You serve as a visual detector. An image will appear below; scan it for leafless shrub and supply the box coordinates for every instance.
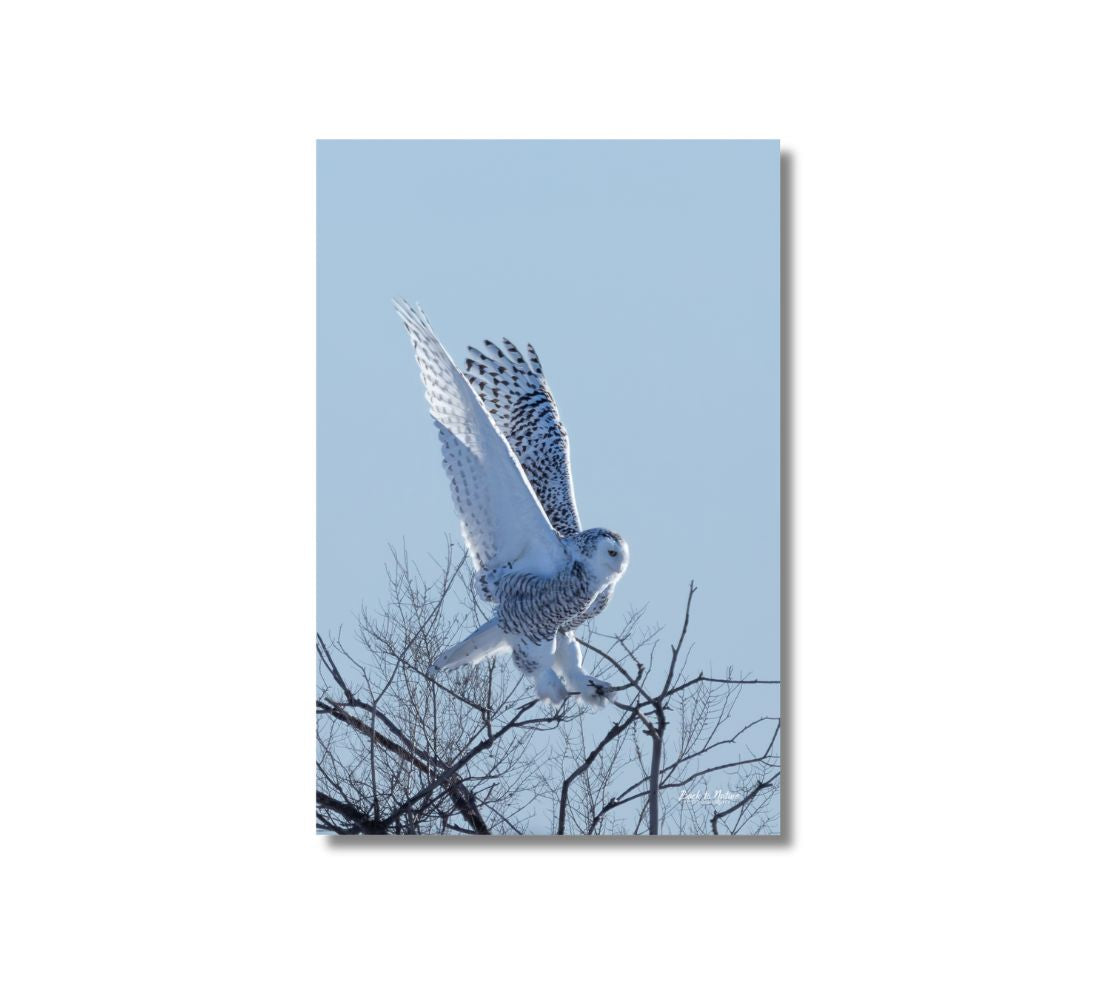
[317,543,780,836]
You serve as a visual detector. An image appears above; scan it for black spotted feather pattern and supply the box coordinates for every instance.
[464,338,582,537]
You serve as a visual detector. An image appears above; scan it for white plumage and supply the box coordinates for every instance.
[394,300,629,708]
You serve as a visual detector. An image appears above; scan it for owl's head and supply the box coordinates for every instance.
[582,529,630,581]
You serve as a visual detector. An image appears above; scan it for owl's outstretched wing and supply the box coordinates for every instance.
[395,300,568,578]
[463,338,582,537]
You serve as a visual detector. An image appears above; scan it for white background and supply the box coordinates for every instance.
[2,2,1117,997]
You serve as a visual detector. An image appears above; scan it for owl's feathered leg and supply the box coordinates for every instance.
[512,637,568,707]
[553,632,613,710]
[430,618,511,675]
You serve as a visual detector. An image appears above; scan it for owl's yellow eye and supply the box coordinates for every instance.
[607,549,618,557]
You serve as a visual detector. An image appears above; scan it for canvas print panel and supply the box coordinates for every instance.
[317,140,781,836]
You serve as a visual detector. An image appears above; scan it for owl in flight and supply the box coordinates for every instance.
[394,300,629,709]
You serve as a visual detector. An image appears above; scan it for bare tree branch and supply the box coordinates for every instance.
[317,546,781,836]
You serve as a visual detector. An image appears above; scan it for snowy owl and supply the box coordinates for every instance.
[394,300,629,709]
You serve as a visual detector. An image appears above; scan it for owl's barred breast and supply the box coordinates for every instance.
[490,560,605,644]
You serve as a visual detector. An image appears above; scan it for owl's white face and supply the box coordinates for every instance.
[589,533,630,580]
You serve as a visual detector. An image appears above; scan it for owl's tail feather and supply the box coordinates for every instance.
[430,617,512,675]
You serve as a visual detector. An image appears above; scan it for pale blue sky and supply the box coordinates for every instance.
[318,140,779,693]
